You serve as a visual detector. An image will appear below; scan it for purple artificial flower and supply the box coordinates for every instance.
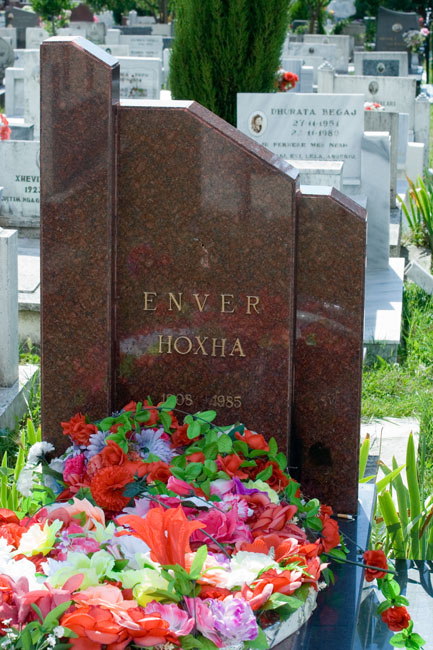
[209,597,259,644]
[232,477,261,495]
[134,427,173,463]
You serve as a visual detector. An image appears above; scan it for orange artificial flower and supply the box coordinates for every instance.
[186,452,205,464]
[0,509,24,548]
[217,454,249,479]
[252,568,303,597]
[124,608,180,647]
[250,503,297,538]
[60,604,129,648]
[117,505,205,568]
[100,440,129,467]
[61,413,98,446]
[90,465,136,511]
[239,533,284,555]
[235,429,269,451]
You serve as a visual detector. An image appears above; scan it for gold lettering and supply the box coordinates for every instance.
[230,338,246,357]
[194,336,208,355]
[143,292,157,311]
[221,294,235,313]
[168,292,183,311]
[158,335,172,353]
[193,293,209,312]
[246,295,260,314]
[211,338,227,357]
[173,336,193,355]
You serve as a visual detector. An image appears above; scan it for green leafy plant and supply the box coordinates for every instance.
[170,0,290,126]
[30,0,76,34]
[373,433,433,560]
[398,175,433,259]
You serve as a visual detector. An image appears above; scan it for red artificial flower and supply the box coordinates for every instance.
[138,460,172,484]
[217,454,249,479]
[0,509,24,548]
[363,549,388,582]
[90,464,136,511]
[171,423,191,447]
[61,413,97,446]
[249,503,297,538]
[381,606,411,631]
[0,114,11,141]
[198,585,232,600]
[235,429,269,451]
[99,440,129,467]
[118,505,205,568]
[248,458,289,492]
[319,517,340,552]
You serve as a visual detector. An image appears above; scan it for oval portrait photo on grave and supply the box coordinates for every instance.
[248,110,267,136]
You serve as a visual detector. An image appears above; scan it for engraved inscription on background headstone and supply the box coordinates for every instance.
[40,36,366,513]
[120,34,163,58]
[0,37,14,83]
[118,56,161,99]
[0,140,40,229]
[237,93,364,182]
[376,6,419,51]
[363,59,399,76]
[26,27,49,49]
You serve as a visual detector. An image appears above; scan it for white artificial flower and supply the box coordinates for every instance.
[224,551,279,590]
[53,627,64,638]
[27,442,55,465]
[16,466,35,496]
[113,534,151,569]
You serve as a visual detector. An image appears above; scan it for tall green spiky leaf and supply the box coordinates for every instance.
[170,0,290,125]
[406,433,421,559]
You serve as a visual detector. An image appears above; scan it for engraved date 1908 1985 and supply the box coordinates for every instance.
[161,394,242,408]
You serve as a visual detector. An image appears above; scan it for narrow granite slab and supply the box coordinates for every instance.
[40,37,119,449]
[293,187,366,513]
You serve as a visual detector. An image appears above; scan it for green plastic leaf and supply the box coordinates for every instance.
[196,410,217,423]
[43,600,73,629]
[217,434,233,454]
[189,544,208,579]
[204,459,218,474]
[268,437,278,457]
[187,420,201,439]
[160,394,177,410]
[185,462,203,480]
[326,548,347,561]
[305,516,323,531]
[275,452,287,471]
[160,411,173,433]
[255,464,273,482]
[377,600,393,614]
[389,633,408,648]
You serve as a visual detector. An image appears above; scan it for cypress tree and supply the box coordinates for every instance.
[170,0,290,126]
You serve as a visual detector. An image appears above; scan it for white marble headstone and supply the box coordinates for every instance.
[237,92,364,182]
[119,34,163,59]
[0,140,40,228]
[5,66,24,116]
[118,56,161,99]
[25,27,49,49]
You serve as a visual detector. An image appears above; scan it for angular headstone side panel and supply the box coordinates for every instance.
[41,37,119,450]
[116,101,298,454]
[293,189,366,513]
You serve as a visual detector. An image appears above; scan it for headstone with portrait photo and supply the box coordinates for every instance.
[237,92,364,185]
[375,6,419,51]
[354,50,409,76]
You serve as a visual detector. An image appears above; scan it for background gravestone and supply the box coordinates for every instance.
[8,8,39,49]
[0,37,14,84]
[376,6,419,52]
[41,36,365,513]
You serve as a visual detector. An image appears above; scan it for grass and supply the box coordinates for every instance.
[362,282,433,494]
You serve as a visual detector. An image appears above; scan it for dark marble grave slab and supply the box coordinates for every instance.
[293,189,366,514]
[40,37,366,513]
[273,483,375,649]
[363,59,399,76]
[376,6,419,52]
[7,8,38,49]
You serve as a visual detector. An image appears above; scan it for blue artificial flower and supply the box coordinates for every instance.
[134,427,173,463]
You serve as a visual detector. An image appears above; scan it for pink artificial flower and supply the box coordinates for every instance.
[210,479,234,497]
[63,453,86,484]
[22,575,83,620]
[144,601,195,636]
[167,476,193,496]
[184,597,223,647]
[191,503,253,550]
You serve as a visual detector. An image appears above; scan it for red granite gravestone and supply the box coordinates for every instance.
[70,3,94,22]
[41,37,366,513]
